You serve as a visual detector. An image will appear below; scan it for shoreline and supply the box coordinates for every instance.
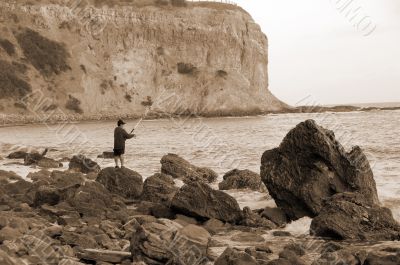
[1,105,399,127]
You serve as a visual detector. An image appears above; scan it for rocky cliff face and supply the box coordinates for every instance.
[0,1,286,123]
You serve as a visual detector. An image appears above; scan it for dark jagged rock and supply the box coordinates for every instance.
[310,192,400,241]
[219,169,266,192]
[215,247,259,265]
[69,155,100,174]
[170,181,242,223]
[261,119,379,220]
[161,153,218,183]
[33,186,61,207]
[260,207,288,227]
[240,207,276,229]
[6,151,28,159]
[97,167,143,199]
[140,173,178,204]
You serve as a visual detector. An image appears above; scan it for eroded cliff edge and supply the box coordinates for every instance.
[0,1,287,124]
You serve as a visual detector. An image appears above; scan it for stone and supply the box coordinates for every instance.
[50,170,85,188]
[240,207,276,229]
[33,185,61,207]
[365,251,400,265]
[202,218,226,235]
[78,249,131,263]
[170,181,242,223]
[272,231,291,237]
[37,157,62,168]
[97,167,143,199]
[140,173,178,204]
[0,170,23,184]
[161,154,218,183]
[310,192,400,240]
[27,170,51,182]
[219,169,266,192]
[0,226,21,243]
[260,207,288,227]
[60,231,99,248]
[129,220,211,264]
[7,151,28,159]
[69,155,100,174]
[24,152,44,165]
[215,247,259,265]
[261,120,379,220]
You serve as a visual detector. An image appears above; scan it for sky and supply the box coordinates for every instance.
[235,0,400,106]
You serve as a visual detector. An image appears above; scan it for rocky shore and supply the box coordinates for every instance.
[1,120,399,265]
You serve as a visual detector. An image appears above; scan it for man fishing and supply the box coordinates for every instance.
[114,119,136,168]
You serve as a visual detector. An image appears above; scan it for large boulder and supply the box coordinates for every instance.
[130,221,210,265]
[161,153,218,183]
[97,167,143,199]
[219,169,266,192]
[261,119,379,220]
[66,180,126,218]
[140,173,178,204]
[170,181,242,223]
[69,155,100,174]
[310,192,400,241]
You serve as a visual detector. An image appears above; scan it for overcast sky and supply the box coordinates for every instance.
[235,0,400,106]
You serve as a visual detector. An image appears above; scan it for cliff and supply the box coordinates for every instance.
[0,0,287,124]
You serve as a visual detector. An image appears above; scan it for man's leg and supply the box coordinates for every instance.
[120,154,125,168]
[114,155,120,168]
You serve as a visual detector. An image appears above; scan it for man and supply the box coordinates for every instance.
[114,119,135,168]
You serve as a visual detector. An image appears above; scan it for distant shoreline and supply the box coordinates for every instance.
[1,105,399,127]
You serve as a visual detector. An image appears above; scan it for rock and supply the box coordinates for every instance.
[69,155,100,174]
[215,247,259,265]
[313,248,367,265]
[365,251,400,265]
[149,203,175,219]
[33,185,61,206]
[278,250,306,265]
[174,214,198,226]
[272,231,291,237]
[49,170,85,188]
[0,170,23,184]
[161,154,218,183]
[67,180,126,218]
[202,218,226,235]
[245,247,272,263]
[310,192,400,240]
[260,207,288,227]
[24,152,44,165]
[97,167,143,199]
[61,231,99,249]
[77,249,131,263]
[7,151,28,159]
[261,119,379,220]
[130,221,210,265]
[140,173,178,204]
[240,207,276,229]
[0,226,21,243]
[219,169,266,192]
[37,157,62,168]
[282,243,305,256]
[170,181,242,223]
[27,169,51,182]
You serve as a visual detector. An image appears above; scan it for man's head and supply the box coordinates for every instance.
[117,119,126,128]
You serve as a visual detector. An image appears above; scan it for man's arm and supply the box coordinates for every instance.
[123,129,135,139]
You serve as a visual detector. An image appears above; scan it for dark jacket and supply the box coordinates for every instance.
[114,126,134,150]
